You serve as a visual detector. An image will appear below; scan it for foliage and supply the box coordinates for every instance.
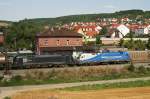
[127,63,135,72]
[3,96,11,99]
[100,27,108,36]
[11,75,23,81]
[6,21,43,50]
[96,35,102,44]
[138,66,147,74]
[0,76,3,81]
[121,38,147,50]
[119,39,124,47]
[147,37,150,49]
[1,66,150,87]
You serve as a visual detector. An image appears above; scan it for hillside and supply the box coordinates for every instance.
[2,9,150,50]
[1,9,150,26]
[25,9,150,26]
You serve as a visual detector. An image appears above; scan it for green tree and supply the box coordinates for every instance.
[128,32,135,50]
[96,35,102,45]
[147,37,150,49]
[100,27,108,36]
[6,20,43,50]
[119,39,124,47]
[134,40,146,50]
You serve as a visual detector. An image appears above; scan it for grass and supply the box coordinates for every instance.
[1,72,150,87]
[1,65,150,87]
[60,80,150,91]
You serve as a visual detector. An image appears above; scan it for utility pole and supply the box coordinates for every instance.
[3,28,10,75]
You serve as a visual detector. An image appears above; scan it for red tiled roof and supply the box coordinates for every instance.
[86,31,98,37]
[36,28,83,37]
[111,24,120,28]
[73,25,97,31]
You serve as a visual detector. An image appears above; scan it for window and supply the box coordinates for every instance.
[44,39,48,46]
[76,40,80,45]
[82,28,85,31]
[67,40,69,45]
[56,40,60,46]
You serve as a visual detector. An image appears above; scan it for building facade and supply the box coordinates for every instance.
[0,32,4,44]
[36,28,83,55]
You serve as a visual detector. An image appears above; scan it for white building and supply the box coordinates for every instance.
[135,25,150,35]
[109,24,130,38]
[117,24,130,37]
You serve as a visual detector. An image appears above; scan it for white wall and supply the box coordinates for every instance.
[117,24,130,36]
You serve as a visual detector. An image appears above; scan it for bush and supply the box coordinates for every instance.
[127,63,135,72]
[0,76,3,81]
[138,66,147,74]
[11,75,22,81]
[146,67,150,71]
[3,96,11,99]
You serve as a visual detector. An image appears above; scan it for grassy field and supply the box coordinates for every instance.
[1,65,150,87]
[10,80,150,99]
[59,80,150,91]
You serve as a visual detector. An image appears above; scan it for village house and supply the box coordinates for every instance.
[36,28,83,55]
[107,29,123,38]
[134,25,150,35]
[109,24,130,38]
[74,25,102,39]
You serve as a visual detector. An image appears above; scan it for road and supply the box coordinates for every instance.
[1,77,150,99]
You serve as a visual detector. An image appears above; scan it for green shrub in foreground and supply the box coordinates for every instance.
[3,96,11,99]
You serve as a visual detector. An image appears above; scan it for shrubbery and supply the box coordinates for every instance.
[127,63,135,72]
[0,76,3,81]
[1,65,150,87]
[3,96,11,99]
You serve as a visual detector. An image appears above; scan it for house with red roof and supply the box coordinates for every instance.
[73,25,102,38]
[108,24,130,38]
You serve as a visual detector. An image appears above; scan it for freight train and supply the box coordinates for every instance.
[2,50,130,69]
[1,50,149,69]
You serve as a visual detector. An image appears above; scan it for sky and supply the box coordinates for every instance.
[0,0,150,21]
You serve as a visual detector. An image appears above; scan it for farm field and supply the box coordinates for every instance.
[11,87,150,99]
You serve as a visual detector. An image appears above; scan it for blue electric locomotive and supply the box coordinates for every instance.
[72,51,131,64]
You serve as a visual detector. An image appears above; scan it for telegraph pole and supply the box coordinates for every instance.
[3,28,10,75]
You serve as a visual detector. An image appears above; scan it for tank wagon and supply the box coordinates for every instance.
[0,53,7,69]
